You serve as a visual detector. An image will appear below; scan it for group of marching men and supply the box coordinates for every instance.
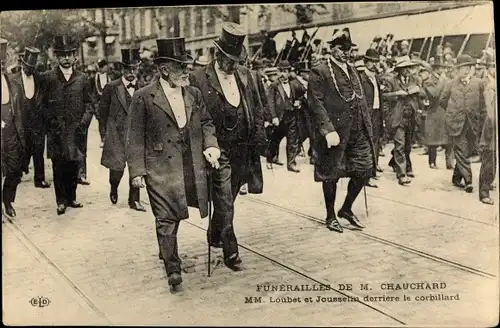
[1,22,497,292]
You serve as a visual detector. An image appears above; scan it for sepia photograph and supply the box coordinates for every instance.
[1,1,498,326]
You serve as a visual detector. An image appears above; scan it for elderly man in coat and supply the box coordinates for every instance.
[308,28,376,233]
[2,38,27,218]
[126,37,220,292]
[440,54,486,193]
[40,35,94,215]
[190,23,266,270]
[100,48,146,211]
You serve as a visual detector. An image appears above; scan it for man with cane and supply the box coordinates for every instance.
[126,37,220,292]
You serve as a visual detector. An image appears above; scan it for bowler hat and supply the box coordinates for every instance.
[455,54,476,68]
[213,22,247,62]
[154,38,193,64]
[1,38,9,62]
[295,61,310,73]
[364,48,380,62]
[328,28,357,49]
[20,47,40,67]
[53,35,78,52]
[120,48,141,67]
[277,60,291,70]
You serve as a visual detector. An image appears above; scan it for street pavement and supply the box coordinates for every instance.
[2,119,499,326]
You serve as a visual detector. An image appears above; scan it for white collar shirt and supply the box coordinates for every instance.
[98,73,108,88]
[281,80,291,98]
[159,77,187,128]
[21,69,35,99]
[122,77,137,97]
[2,73,10,105]
[365,70,380,109]
[59,66,73,81]
[214,61,241,107]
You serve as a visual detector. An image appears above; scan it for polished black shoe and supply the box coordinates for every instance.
[365,180,378,188]
[4,203,16,218]
[35,180,51,188]
[57,204,67,215]
[326,217,343,233]
[338,209,365,229]
[224,255,244,271]
[78,178,91,185]
[129,201,146,212]
[110,191,118,204]
[464,184,474,193]
[287,164,301,173]
[69,201,83,208]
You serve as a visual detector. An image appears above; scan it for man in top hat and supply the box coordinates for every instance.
[383,55,425,185]
[308,27,376,233]
[440,54,486,193]
[127,37,220,291]
[11,46,51,189]
[40,35,94,215]
[1,38,27,218]
[266,60,305,172]
[190,23,266,271]
[100,48,146,212]
[478,54,496,205]
[359,48,385,188]
[90,58,111,147]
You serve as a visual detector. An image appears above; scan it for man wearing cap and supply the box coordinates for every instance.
[90,59,111,147]
[383,55,425,185]
[127,37,219,291]
[40,35,94,215]
[359,49,384,188]
[478,56,496,205]
[308,28,376,233]
[267,60,305,172]
[100,48,146,212]
[440,54,486,193]
[11,46,51,189]
[190,23,266,270]
[1,38,27,218]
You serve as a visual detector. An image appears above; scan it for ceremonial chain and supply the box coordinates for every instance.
[327,58,363,103]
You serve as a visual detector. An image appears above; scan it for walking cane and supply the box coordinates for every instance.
[363,185,369,218]
[207,169,212,277]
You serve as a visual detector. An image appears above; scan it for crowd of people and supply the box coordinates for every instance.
[1,21,497,293]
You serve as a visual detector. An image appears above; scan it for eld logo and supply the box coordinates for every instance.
[30,296,51,307]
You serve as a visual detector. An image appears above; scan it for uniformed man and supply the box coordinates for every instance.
[100,48,146,212]
[1,38,27,218]
[12,46,51,189]
[40,35,94,215]
[126,37,220,292]
[308,28,376,233]
[190,23,266,270]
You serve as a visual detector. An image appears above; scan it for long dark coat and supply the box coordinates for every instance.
[99,78,136,171]
[440,76,486,137]
[422,73,449,146]
[126,82,219,221]
[190,63,266,194]
[1,73,26,175]
[359,71,384,147]
[479,76,496,152]
[308,61,376,182]
[40,67,94,161]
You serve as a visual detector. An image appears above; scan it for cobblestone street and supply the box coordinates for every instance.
[3,121,499,326]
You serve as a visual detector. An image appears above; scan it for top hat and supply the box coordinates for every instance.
[154,38,193,64]
[364,48,380,62]
[213,22,247,62]
[455,54,476,68]
[394,55,420,69]
[328,28,356,49]
[277,60,291,70]
[53,35,78,52]
[294,61,310,73]
[20,46,41,67]
[194,55,210,66]
[1,38,9,62]
[97,58,108,68]
[120,48,141,66]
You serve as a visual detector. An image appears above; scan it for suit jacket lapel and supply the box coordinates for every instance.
[206,63,223,96]
[116,81,129,112]
[182,87,193,123]
[152,81,175,122]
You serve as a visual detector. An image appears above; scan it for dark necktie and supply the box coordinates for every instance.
[127,83,135,89]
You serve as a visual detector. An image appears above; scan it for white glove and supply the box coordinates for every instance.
[325,131,340,148]
[271,117,279,126]
[264,121,271,128]
[203,147,221,169]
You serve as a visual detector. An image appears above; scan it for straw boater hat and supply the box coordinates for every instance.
[119,48,141,67]
[394,55,420,70]
[52,35,78,52]
[455,54,476,68]
[154,38,193,65]
[194,55,210,66]
[19,47,40,67]
[213,22,247,62]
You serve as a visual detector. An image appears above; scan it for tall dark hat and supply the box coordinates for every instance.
[0,38,8,62]
[328,28,356,49]
[154,38,193,64]
[120,48,141,66]
[213,22,247,62]
[53,35,78,52]
[20,47,41,67]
